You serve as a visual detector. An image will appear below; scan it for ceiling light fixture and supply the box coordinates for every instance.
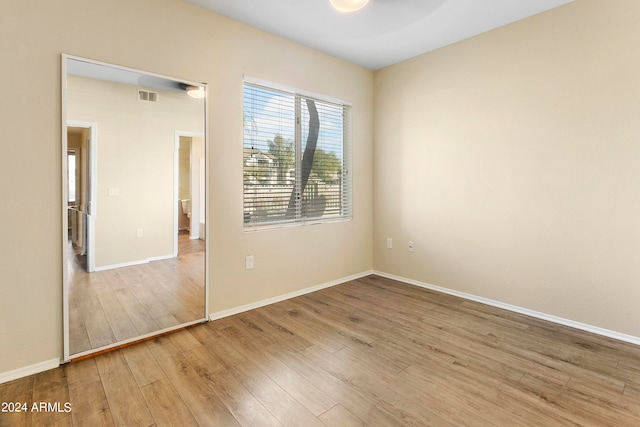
[186,85,205,99]
[330,0,369,13]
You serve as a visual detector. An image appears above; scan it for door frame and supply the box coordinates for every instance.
[174,131,205,257]
[67,121,97,272]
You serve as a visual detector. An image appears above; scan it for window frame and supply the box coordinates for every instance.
[242,77,353,231]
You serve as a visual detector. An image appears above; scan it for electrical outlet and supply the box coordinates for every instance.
[245,255,254,270]
[386,238,393,249]
[408,241,415,252]
[136,228,143,238]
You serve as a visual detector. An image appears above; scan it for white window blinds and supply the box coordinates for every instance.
[243,80,352,228]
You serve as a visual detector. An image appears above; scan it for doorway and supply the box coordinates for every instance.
[67,122,96,272]
[175,133,205,257]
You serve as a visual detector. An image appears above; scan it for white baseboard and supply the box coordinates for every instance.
[210,270,374,321]
[147,254,175,262]
[374,271,640,347]
[0,359,60,385]
[94,254,174,271]
[94,259,149,271]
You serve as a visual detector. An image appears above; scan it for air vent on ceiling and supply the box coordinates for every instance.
[138,89,158,102]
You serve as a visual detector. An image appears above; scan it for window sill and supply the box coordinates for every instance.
[243,216,352,232]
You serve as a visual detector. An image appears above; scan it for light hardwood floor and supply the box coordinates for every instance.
[68,232,205,355]
[3,275,640,426]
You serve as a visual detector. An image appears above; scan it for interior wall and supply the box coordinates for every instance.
[373,0,640,338]
[67,75,204,267]
[0,0,372,376]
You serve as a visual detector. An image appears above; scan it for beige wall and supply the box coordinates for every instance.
[0,0,373,375]
[10,0,635,380]
[67,75,204,267]
[373,0,640,337]
[179,137,191,201]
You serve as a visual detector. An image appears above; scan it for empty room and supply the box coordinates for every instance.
[1,0,640,425]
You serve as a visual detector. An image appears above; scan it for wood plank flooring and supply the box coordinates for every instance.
[3,275,640,426]
[68,232,205,355]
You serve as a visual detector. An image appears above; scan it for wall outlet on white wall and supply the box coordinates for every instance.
[386,238,393,249]
[245,255,254,270]
[408,241,415,252]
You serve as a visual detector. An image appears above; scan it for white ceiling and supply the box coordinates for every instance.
[185,0,573,70]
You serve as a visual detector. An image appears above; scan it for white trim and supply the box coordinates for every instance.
[94,259,149,271]
[374,271,640,347]
[93,254,174,272]
[243,75,352,107]
[209,270,374,321]
[148,254,175,262]
[173,135,180,258]
[203,88,210,320]
[0,359,60,385]
[62,54,70,363]
[244,216,352,233]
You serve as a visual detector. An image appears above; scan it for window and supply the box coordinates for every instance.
[243,79,352,228]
